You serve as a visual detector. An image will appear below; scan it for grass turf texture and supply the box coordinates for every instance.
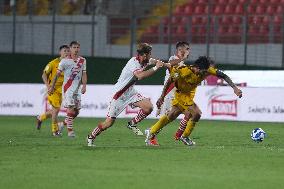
[0,116,283,189]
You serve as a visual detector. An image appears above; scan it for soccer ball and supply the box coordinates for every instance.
[251,128,266,142]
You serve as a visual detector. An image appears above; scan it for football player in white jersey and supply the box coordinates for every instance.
[87,43,166,147]
[49,41,87,137]
[156,41,192,141]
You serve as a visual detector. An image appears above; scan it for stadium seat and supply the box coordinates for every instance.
[162,17,169,25]
[247,5,256,14]
[220,16,233,25]
[259,0,268,4]
[232,16,242,24]
[250,0,259,4]
[175,6,185,15]
[218,26,228,35]
[171,17,181,25]
[228,26,241,34]
[184,5,194,15]
[217,0,228,4]
[194,5,205,14]
[248,26,259,34]
[255,5,265,14]
[214,5,225,15]
[249,16,262,24]
[273,15,282,24]
[235,5,244,15]
[274,25,281,34]
[238,0,246,4]
[262,15,271,25]
[197,0,208,4]
[177,26,186,34]
[224,5,234,14]
[276,6,284,14]
[228,0,238,4]
[259,25,269,35]
[192,16,203,25]
[266,5,276,15]
[270,0,280,4]
[180,17,188,24]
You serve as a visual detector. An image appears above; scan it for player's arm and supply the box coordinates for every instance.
[165,59,184,68]
[134,60,164,80]
[81,71,87,94]
[216,70,243,98]
[42,63,52,89]
[156,77,173,108]
[48,70,61,95]
[42,71,50,89]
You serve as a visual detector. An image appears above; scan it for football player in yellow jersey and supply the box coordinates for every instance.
[145,56,243,147]
[36,45,70,136]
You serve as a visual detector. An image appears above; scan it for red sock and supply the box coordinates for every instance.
[131,109,149,124]
[91,123,104,139]
[65,112,75,132]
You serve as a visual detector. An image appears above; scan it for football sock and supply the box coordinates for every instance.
[51,122,59,133]
[150,115,170,134]
[178,116,187,132]
[182,119,196,137]
[65,112,75,132]
[91,123,104,139]
[131,109,149,125]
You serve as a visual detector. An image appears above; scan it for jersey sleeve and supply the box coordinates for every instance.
[207,66,218,76]
[43,61,53,75]
[58,59,66,72]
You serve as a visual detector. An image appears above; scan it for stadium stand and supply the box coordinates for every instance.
[138,0,284,44]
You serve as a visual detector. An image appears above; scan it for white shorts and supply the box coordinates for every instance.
[63,92,81,109]
[107,88,147,118]
[160,88,175,115]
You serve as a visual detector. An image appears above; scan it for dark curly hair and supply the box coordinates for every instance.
[193,56,213,70]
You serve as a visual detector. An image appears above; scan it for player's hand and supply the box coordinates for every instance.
[156,96,164,109]
[234,87,242,98]
[164,62,171,69]
[156,60,164,69]
[81,85,86,94]
[48,87,54,95]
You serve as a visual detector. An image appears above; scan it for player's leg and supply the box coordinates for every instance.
[87,97,125,146]
[64,106,77,137]
[127,98,153,136]
[174,111,191,140]
[36,110,52,130]
[145,105,182,146]
[87,117,115,146]
[180,103,202,146]
[49,91,62,136]
[51,107,60,136]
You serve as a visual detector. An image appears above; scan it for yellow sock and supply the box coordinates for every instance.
[150,115,170,134]
[51,122,58,133]
[182,119,196,137]
[39,113,48,121]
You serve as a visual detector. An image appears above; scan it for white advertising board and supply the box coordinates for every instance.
[0,84,284,122]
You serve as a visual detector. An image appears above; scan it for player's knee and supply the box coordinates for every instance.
[193,112,201,122]
[143,104,153,114]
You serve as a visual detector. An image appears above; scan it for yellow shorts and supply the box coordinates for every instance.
[47,88,62,108]
[172,90,196,111]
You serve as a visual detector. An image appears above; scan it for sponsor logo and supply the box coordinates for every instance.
[209,94,238,117]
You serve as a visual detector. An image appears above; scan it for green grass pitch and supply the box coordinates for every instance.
[0,116,283,189]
